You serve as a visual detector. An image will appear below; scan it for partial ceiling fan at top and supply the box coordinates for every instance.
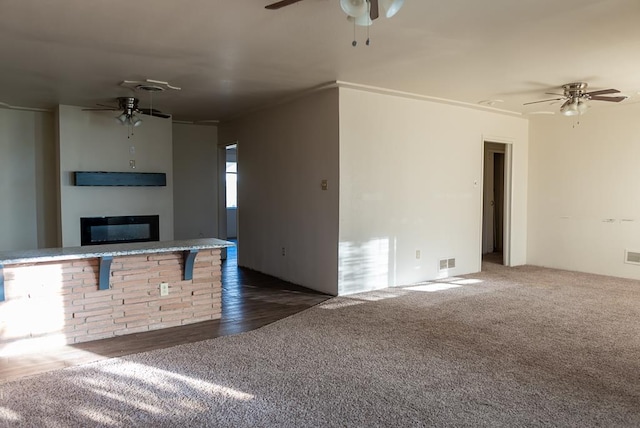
[265,0,404,46]
[264,0,405,26]
[341,0,405,26]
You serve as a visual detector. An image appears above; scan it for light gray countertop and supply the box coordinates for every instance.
[0,238,234,265]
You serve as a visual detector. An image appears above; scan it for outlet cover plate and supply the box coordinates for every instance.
[160,282,169,296]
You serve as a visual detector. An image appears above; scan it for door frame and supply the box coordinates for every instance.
[479,136,513,267]
[218,141,238,258]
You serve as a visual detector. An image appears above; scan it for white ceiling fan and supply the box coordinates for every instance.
[265,0,405,23]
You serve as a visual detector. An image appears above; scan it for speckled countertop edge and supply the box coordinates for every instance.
[0,238,235,265]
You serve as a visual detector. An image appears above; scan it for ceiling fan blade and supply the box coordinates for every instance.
[370,0,379,19]
[265,0,304,9]
[138,108,171,119]
[585,88,620,97]
[589,95,627,103]
[523,97,564,106]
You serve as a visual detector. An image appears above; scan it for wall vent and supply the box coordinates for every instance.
[439,258,456,271]
[624,250,640,265]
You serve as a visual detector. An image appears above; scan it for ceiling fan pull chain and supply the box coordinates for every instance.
[352,18,357,46]
[366,1,371,46]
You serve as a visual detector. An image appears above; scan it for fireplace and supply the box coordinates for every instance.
[80,215,160,246]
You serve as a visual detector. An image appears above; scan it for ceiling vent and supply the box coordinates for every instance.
[624,250,640,265]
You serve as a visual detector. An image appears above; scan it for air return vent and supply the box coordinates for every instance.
[439,258,456,271]
[624,250,640,265]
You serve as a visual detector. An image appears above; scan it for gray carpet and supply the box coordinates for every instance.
[1,263,639,427]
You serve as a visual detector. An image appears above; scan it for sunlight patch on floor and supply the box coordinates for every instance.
[77,407,119,426]
[98,361,254,401]
[0,334,98,358]
[404,277,483,292]
[449,279,484,285]
[60,360,255,425]
[352,290,403,301]
[404,283,462,292]
[0,406,21,422]
[319,299,366,310]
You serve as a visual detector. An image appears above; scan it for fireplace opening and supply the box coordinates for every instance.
[81,215,160,246]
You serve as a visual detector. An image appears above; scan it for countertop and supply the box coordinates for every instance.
[0,238,234,265]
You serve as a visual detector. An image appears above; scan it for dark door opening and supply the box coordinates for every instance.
[482,142,506,265]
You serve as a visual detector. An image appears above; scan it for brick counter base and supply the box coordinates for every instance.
[0,249,221,345]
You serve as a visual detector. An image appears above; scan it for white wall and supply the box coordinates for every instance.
[219,89,340,295]
[528,102,640,280]
[0,109,57,251]
[172,123,218,240]
[58,105,174,247]
[338,88,529,294]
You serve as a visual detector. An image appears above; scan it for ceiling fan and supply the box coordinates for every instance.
[524,82,627,116]
[265,0,404,22]
[84,97,171,127]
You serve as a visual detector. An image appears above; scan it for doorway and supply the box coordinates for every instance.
[482,141,510,266]
[218,142,238,261]
[225,144,238,241]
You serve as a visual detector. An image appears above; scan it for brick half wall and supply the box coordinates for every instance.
[0,249,222,346]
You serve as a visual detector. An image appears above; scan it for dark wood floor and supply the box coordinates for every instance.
[482,251,504,265]
[0,242,330,384]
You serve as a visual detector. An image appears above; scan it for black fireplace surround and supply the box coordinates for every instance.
[80,215,160,246]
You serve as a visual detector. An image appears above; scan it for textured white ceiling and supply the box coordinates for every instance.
[0,0,638,121]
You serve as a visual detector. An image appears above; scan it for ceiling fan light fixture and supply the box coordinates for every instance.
[340,0,367,17]
[560,98,581,116]
[576,99,588,115]
[560,104,577,116]
[131,115,143,127]
[380,0,404,17]
[347,13,373,26]
[116,112,128,125]
[560,98,580,116]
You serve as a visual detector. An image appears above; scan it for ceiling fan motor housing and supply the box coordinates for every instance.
[117,97,138,112]
[563,82,588,98]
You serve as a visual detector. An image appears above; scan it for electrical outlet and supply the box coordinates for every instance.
[160,282,169,296]
[129,159,136,169]
[416,250,421,259]
[282,247,286,256]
